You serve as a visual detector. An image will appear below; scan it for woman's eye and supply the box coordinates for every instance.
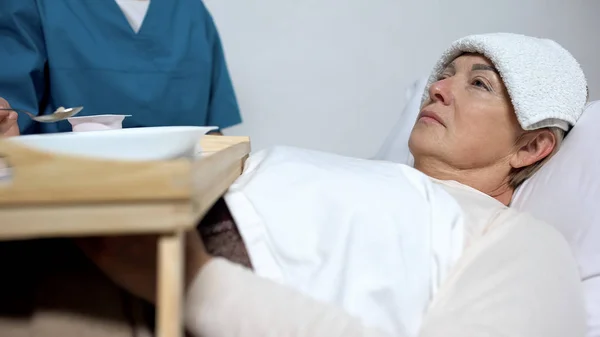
[472,79,491,91]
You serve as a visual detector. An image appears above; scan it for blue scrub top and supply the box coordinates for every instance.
[0,0,242,134]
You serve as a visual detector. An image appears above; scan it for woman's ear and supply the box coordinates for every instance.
[509,129,556,169]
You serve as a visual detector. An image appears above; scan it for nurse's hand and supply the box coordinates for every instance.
[0,98,20,137]
[76,230,212,304]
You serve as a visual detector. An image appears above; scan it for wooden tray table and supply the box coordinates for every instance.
[0,135,251,337]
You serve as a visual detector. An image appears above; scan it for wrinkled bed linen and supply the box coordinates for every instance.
[224,146,466,336]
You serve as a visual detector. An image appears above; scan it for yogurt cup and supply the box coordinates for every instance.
[68,114,132,132]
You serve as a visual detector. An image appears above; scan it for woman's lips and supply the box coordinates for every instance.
[418,110,444,126]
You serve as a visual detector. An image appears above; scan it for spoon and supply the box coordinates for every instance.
[0,106,83,123]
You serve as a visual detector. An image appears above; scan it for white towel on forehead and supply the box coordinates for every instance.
[422,33,588,131]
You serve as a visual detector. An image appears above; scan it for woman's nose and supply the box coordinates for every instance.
[428,78,454,105]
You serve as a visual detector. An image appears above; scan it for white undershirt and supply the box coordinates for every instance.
[114,0,150,33]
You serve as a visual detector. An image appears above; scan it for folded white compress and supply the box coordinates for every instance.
[422,33,588,131]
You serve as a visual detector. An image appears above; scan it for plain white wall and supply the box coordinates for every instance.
[205,0,600,158]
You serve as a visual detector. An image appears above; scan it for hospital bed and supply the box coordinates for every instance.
[0,82,595,336]
[375,78,600,337]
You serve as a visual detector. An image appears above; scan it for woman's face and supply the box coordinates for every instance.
[409,54,521,172]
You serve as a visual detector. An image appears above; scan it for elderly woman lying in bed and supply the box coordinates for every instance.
[79,33,588,337]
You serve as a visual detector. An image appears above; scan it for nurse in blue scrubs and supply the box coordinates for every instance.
[0,0,242,135]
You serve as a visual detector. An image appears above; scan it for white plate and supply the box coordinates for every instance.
[8,126,217,161]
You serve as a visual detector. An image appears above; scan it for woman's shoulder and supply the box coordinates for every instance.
[487,206,573,255]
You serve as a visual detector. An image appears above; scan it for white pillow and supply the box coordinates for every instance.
[512,101,600,337]
[373,77,427,165]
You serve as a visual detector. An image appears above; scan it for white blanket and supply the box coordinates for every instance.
[224,146,465,337]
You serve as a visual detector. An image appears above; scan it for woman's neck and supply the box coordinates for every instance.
[414,158,515,206]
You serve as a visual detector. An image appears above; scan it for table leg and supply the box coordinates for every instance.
[156,230,184,337]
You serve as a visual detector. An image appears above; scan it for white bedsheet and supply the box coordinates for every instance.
[224,146,465,337]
